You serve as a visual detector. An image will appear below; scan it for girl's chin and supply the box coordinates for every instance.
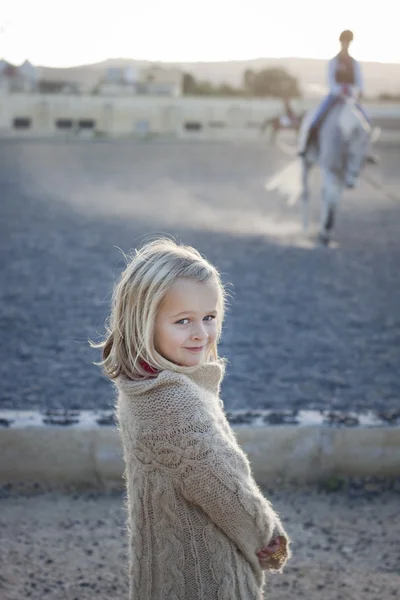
[180,354,205,367]
[180,350,209,367]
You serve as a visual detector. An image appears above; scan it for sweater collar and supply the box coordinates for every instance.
[116,360,225,397]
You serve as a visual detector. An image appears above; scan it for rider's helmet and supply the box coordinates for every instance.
[339,30,354,43]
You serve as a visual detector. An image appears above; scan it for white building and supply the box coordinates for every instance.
[97,64,182,97]
[0,59,38,92]
[139,66,182,97]
[0,88,306,138]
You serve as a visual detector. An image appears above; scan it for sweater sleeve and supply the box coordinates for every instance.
[175,417,291,574]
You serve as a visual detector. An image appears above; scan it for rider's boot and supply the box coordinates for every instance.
[365,153,379,165]
[298,130,311,157]
[299,127,318,157]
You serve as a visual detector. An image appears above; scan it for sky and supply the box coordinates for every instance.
[1,0,399,67]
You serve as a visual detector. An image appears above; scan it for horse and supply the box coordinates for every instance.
[260,109,305,143]
[299,95,372,244]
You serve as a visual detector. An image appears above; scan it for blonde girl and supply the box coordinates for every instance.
[96,238,291,600]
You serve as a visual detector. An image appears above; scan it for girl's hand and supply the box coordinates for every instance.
[256,536,286,569]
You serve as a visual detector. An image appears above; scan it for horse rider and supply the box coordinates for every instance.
[299,30,374,158]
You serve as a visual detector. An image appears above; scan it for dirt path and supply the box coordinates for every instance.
[1,483,399,599]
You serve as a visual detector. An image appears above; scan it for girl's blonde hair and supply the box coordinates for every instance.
[93,238,226,380]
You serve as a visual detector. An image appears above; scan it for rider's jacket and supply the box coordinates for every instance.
[328,53,363,95]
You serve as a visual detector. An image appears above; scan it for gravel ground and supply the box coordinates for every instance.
[0,482,399,600]
[0,138,399,412]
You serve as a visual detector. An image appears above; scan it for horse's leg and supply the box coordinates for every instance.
[346,127,372,187]
[300,157,312,232]
[270,121,278,143]
[260,119,270,135]
[319,169,343,243]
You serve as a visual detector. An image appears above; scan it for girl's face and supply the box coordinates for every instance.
[154,277,219,367]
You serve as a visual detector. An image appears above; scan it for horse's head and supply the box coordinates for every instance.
[338,97,368,140]
[338,97,371,187]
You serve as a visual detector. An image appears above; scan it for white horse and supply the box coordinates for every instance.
[299,95,372,244]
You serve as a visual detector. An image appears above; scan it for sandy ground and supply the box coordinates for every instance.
[1,138,399,596]
[1,139,399,414]
[1,482,399,600]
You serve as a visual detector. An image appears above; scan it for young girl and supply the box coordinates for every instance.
[97,238,291,599]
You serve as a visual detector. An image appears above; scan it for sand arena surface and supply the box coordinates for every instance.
[0,138,400,599]
[0,482,399,599]
[1,138,399,414]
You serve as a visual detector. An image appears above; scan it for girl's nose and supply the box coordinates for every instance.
[191,323,208,341]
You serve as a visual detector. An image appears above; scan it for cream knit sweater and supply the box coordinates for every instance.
[116,361,291,600]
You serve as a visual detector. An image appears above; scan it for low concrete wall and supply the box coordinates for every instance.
[1,424,399,487]
[239,426,400,482]
[1,91,400,140]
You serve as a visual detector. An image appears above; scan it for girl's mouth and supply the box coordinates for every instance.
[184,346,204,353]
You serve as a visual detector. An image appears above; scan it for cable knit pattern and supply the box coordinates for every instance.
[116,361,291,600]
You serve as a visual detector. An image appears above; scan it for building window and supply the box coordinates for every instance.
[78,119,95,129]
[55,119,73,130]
[184,122,202,131]
[134,120,150,134]
[13,117,31,129]
[209,121,226,128]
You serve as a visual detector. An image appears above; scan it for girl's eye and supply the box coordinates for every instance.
[175,315,215,325]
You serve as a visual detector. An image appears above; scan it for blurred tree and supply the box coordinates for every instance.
[183,73,243,96]
[243,67,301,98]
[182,72,198,95]
[378,92,400,101]
[243,69,256,92]
[183,67,301,98]
[216,83,242,96]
